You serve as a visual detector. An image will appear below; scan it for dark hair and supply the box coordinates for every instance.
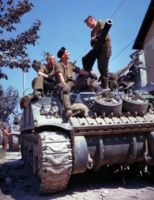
[57,47,66,58]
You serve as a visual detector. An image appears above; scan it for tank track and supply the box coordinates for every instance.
[21,131,73,194]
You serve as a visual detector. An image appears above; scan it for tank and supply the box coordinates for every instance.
[9,114,21,151]
[20,19,154,194]
[9,124,20,151]
[20,89,154,194]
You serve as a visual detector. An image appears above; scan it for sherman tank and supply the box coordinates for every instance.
[20,19,154,194]
[9,114,21,151]
[20,89,154,194]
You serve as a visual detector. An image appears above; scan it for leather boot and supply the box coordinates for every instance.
[100,76,110,97]
[33,89,43,98]
[20,92,40,109]
[20,95,31,109]
[63,93,72,117]
[101,76,109,89]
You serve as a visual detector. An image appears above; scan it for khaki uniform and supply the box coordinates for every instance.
[55,61,102,109]
[55,62,78,109]
[32,64,55,93]
[91,20,111,88]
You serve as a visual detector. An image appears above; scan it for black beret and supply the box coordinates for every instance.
[57,47,66,58]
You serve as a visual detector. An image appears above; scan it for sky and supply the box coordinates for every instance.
[1,0,151,97]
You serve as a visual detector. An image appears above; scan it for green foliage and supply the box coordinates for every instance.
[0,0,41,79]
[0,84,19,122]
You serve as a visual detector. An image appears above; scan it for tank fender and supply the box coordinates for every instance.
[20,104,35,130]
[72,136,89,174]
[148,132,154,159]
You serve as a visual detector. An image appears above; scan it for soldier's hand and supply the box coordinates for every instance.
[47,74,54,81]
[89,72,98,80]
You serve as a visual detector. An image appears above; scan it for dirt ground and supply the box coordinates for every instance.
[0,150,154,200]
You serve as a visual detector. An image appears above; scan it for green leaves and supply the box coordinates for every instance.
[0,0,41,78]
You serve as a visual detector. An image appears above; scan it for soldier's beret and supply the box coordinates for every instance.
[57,47,66,58]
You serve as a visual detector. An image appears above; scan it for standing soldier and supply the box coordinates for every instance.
[84,15,111,91]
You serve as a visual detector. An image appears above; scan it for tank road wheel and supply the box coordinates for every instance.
[36,131,73,194]
[121,93,149,116]
[91,96,122,116]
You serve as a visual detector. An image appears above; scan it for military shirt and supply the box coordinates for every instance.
[39,63,55,82]
[55,61,80,83]
[91,20,111,48]
[44,64,54,76]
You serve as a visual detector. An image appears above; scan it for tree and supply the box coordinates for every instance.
[0,0,41,79]
[0,84,19,122]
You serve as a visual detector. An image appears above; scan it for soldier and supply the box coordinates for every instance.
[1,123,10,151]
[84,15,111,91]
[55,47,104,117]
[20,54,56,109]
[32,54,56,95]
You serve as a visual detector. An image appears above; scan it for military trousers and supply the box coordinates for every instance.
[32,76,44,90]
[97,47,111,88]
[32,75,54,93]
[57,82,74,110]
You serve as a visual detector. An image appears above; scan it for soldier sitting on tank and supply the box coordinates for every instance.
[32,53,56,96]
[55,47,104,117]
[20,54,56,109]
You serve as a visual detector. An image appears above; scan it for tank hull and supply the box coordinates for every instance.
[20,92,154,194]
[70,114,154,173]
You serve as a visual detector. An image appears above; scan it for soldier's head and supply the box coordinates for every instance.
[57,47,70,60]
[1,122,8,130]
[46,54,56,68]
[84,15,97,29]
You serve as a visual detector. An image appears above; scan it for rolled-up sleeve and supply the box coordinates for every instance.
[55,63,63,74]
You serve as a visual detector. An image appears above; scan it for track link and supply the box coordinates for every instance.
[38,131,72,193]
[21,131,73,194]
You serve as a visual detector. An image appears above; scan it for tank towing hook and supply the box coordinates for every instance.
[87,154,93,169]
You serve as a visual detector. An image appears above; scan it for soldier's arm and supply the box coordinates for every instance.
[72,62,96,78]
[90,20,105,47]
[75,67,97,79]
[79,69,90,77]
[37,65,50,78]
[55,63,66,83]
[38,64,46,73]
[38,71,49,78]
[55,72,65,83]
[3,128,10,136]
